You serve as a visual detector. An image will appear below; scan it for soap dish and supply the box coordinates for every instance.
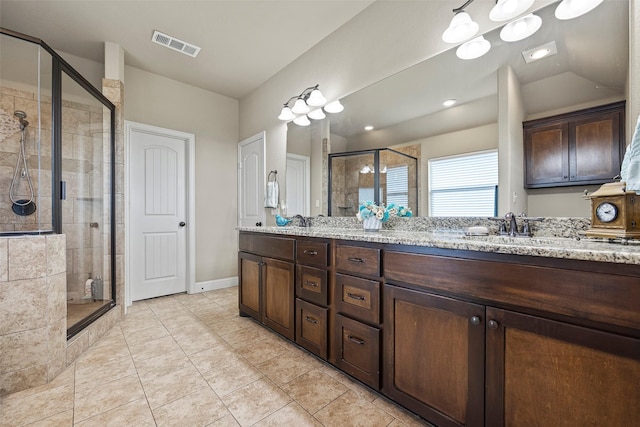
[465,226,489,236]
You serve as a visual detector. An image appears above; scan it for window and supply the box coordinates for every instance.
[429,150,498,217]
[386,165,409,207]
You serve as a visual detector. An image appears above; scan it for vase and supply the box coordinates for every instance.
[363,216,382,232]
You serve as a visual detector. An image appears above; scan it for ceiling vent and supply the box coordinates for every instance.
[151,30,201,58]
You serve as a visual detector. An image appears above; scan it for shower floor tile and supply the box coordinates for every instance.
[67,300,111,329]
[0,286,432,427]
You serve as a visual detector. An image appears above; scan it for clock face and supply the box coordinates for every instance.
[595,202,618,223]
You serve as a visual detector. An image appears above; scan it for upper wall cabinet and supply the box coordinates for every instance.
[523,101,625,189]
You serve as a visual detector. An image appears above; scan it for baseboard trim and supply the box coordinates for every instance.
[194,276,238,293]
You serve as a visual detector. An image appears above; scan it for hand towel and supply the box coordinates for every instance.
[621,115,640,194]
[265,180,279,208]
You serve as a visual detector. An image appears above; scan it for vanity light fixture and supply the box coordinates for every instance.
[443,99,457,107]
[456,35,491,60]
[364,125,374,131]
[500,13,542,42]
[291,98,310,115]
[442,10,479,43]
[489,0,534,22]
[324,100,344,113]
[277,106,295,121]
[555,0,603,20]
[278,84,343,126]
[293,115,311,126]
[308,108,326,120]
[522,40,557,63]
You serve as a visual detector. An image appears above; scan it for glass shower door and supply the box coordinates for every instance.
[61,70,112,330]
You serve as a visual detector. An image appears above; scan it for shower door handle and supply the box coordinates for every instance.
[179,222,186,227]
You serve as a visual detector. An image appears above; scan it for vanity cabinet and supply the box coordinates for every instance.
[383,248,640,427]
[333,243,382,389]
[485,307,640,426]
[238,233,295,340]
[295,238,331,359]
[524,101,625,188]
[238,231,640,426]
[383,284,485,427]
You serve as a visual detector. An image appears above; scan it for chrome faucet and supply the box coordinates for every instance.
[294,214,309,227]
[506,212,518,236]
[489,212,544,237]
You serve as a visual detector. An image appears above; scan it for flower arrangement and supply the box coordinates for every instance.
[356,201,413,223]
[357,201,390,222]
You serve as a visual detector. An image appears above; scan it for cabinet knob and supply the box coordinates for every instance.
[305,280,319,288]
[470,316,481,326]
[488,319,499,330]
[303,250,318,256]
[304,316,318,324]
[348,257,365,263]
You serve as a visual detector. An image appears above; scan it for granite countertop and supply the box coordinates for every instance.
[238,225,640,266]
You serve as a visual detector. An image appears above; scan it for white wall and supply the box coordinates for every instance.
[124,66,239,282]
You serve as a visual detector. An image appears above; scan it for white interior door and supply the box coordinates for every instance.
[286,153,310,216]
[129,125,188,301]
[238,132,266,227]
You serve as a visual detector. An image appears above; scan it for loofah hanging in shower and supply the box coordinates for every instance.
[0,108,22,143]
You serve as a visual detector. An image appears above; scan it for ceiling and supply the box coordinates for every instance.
[0,0,374,99]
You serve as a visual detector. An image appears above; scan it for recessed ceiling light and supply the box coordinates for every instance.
[443,99,457,107]
[364,125,374,131]
[522,40,558,63]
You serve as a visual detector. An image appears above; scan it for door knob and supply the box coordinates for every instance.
[179,222,186,227]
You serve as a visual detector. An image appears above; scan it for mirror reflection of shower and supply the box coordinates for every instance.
[10,110,36,216]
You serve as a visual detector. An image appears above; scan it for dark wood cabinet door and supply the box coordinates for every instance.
[295,298,328,359]
[570,110,622,183]
[524,122,569,187]
[238,252,261,321]
[485,307,640,427]
[524,101,625,188]
[335,273,380,325]
[334,314,380,389]
[262,257,295,340]
[296,265,328,306]
[383,285,485,427]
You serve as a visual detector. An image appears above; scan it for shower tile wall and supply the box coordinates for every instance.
[0,86,52,232]
[0,84,107,308]
[0,234,67,396]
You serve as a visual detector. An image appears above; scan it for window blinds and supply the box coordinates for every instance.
[429,150,498,217]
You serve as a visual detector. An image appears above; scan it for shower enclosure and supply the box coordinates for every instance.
[1,28,115,338]
[328,148,418,216]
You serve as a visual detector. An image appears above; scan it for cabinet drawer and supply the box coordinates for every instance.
[336,245,380,277]
[296,240,329,267]
[334,314,380,389]
[335,273,380,325]
[239,232,295,261]
[296,265,328,306]
[295,299,328,359]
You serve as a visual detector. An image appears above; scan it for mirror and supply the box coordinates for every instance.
[285,0,629,218]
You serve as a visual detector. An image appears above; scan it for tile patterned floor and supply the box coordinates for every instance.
[0,286,432,427]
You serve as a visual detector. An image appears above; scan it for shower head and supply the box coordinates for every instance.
[14,110,28,129]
